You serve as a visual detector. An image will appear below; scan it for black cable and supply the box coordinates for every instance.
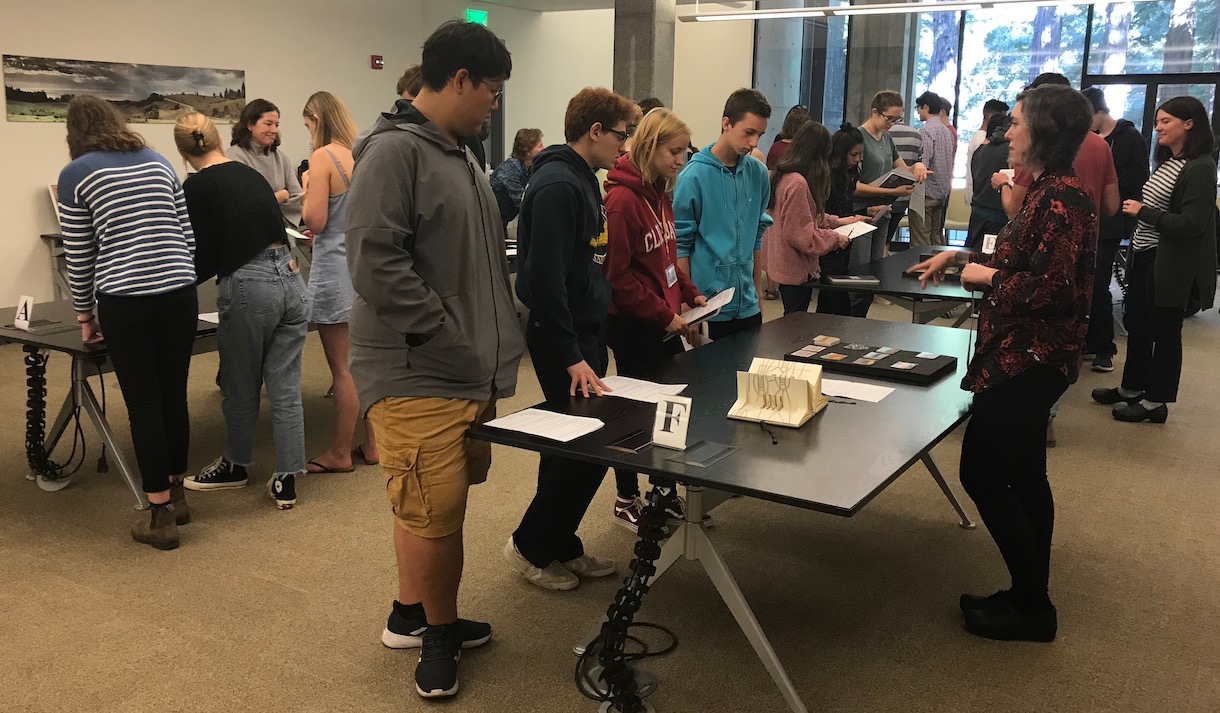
[23,346,87,481]
[93,356,108,473]
[574,481,683,712]
[758,421,779,445]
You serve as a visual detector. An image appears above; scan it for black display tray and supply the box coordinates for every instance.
[784,341,958,385]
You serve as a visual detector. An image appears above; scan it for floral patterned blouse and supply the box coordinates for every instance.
[964,170,1098,393]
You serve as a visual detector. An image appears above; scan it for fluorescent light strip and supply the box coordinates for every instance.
[685,0,1158,22]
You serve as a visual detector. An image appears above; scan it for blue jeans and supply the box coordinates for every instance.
[217,246,308,476]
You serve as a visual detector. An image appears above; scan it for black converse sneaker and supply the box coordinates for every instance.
[268,473,296,509]
[415,624,462,698]
[382,601,492,650]
[184,457,248,491]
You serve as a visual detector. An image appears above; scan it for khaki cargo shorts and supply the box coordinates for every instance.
[366,396,497,538]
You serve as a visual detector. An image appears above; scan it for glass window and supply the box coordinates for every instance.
[1086,84,1150,133]
[1088,1,1220,75]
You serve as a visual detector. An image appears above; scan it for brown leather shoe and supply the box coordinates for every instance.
[169,483,190,525]
[132,505,180,550]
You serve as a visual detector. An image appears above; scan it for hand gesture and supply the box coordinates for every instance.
[911,163,930,182]
[1121,199,1143,217]
[906,250,956,288]
[960,262,997,292]
[990,171,1012,190]
[567,360,610,398]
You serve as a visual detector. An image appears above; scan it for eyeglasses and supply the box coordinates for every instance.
[490,88,504,103]
[882,113,903,124]
[605,127,633,143]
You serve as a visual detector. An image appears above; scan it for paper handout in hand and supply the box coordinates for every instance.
[833,221,879,240]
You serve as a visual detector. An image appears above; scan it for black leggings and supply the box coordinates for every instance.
[96,285,198,493]
[960,366,1067,611]
[1120,249,1184,403]
[605,314,685,498]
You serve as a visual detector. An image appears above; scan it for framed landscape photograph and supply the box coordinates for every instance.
[4,55,245,123]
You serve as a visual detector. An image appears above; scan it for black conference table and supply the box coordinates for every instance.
[0,286,220,509]
[812,246,979,325]
[469,312,978,713]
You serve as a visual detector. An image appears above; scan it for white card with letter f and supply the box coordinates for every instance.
[652,395,692,450]
[14,295,34,331]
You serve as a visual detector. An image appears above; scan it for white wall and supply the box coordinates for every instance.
[1,0,755,304]
[1,0,424,304]
[674,8,757,148]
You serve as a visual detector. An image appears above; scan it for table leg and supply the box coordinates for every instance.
[920,453,975,529]
[73,362,146,509]
[691,522,810,713]
[44,390,76,454]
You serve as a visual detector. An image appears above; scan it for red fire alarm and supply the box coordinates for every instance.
[371,55,384,70]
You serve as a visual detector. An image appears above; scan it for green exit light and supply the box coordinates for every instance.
[466,8,488,26]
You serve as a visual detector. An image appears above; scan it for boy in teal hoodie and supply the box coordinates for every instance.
[674,88,773,340]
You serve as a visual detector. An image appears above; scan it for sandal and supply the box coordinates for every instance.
[305,459,355,474]
[352,444,380,466]
[764,290,779,300]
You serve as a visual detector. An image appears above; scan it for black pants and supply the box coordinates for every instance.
[778,284,814,315]
[886,205,907,245]
[96,285,198,493]
[814,247,852,316]
[1120,248,1184,403]
[513,318,610,567]
[965,212,1007,252]
[707,312,762,341]
[605,314,684,498]
[1085,239,1121,358]
[960,366,1067,612]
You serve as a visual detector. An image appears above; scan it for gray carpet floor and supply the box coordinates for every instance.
[2,297,1217,712]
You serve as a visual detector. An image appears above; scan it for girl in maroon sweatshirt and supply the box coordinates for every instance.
[603,108,706,530]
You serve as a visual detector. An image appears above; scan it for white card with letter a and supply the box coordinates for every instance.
[14,295,34,331]
[652,395,692,450]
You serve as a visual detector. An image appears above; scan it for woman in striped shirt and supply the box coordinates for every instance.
[1092,96,1217,423]
[57,96,198,550]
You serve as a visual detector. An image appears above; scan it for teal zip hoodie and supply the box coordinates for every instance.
[673,145,773,322]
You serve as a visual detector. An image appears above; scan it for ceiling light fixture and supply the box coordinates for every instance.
[683,0,1158,22]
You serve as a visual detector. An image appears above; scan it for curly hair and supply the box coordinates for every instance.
[65,96,145,160]
[564,87,641,143]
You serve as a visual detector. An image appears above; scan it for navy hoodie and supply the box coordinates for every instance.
[515,144,611,367]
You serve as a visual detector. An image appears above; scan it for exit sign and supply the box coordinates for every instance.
[466,8,488,25]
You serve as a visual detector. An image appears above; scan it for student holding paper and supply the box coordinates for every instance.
[508,88,642,591]
[766,120,853,315]
[851,90,928,316]
[603,108,707,530]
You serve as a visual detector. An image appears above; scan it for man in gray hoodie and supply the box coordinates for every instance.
[345,20,523,700]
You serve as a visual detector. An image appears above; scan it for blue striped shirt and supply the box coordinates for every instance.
[57,148,196,311]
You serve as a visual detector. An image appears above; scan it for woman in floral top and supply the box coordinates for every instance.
[910,85,1097,644]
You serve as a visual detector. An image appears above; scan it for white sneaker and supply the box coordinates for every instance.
[562,552,617,578]
[503,536,579,591]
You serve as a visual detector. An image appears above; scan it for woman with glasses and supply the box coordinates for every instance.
[850,90,929,316]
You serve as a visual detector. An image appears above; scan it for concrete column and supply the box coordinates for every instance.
[754,0,806,122]
[845,0,916,125]
[613,0,676,106]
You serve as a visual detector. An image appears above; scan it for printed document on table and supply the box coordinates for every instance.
[679,287,734,326]
[834,222,878,240]
[821,378,894,403]
[485,408,604,442]
[199,312,220,324]
[601,376,687,403]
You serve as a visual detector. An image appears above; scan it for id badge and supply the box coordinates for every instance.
[664,264,678,288]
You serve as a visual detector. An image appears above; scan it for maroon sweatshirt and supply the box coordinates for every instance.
[604,155,702,329]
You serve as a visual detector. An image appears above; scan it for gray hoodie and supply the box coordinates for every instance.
[346,104,524,410]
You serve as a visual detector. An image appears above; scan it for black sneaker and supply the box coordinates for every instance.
[184,457,248,491]
[268,473,296,509]
[415,624,462,698]
[382,602,492,650]
[1091,353,1115,372]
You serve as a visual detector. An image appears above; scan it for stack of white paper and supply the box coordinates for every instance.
[679,287,734,326]
[601,376,687,403]
[485,408,604,442]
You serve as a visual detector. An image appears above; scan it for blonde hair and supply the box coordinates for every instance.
[628,108,691,188]
[303,91,358,150]
[173,112,223,158]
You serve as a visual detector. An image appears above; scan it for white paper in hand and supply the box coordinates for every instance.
[680,287,734,326]
[834,222,878,240]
